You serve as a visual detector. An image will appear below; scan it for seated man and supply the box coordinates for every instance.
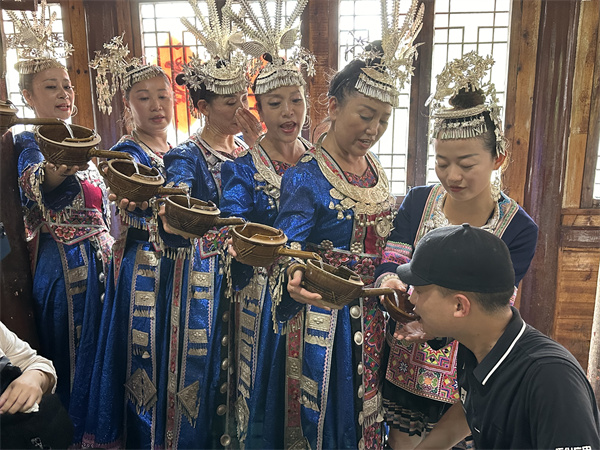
[0,321,56,414]
[395,224,600,449]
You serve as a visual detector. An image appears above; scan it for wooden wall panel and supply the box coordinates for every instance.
[554,248,600,369]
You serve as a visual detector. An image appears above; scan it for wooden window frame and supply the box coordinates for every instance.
[580,17,600,208]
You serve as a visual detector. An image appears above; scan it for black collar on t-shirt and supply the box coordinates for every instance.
[470,306,527,386]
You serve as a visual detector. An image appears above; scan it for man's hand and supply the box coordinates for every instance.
[0,370,52,414]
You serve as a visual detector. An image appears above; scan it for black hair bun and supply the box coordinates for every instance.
[449,86,486,109]
[175,73,187,86]
[365,40,384,69]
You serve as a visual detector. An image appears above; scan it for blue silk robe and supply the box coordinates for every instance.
[15,131,113,445]
[274,144,396,450]
[83,137,171,448]
[220,137,311,449]
[159,133,246,449]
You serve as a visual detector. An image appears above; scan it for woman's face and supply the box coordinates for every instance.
[258,85,307,145]
[22,68,74,120]
[434,137,505,203]
[124,75,173,134]
[200,90,248,136]
[328,92,392,157]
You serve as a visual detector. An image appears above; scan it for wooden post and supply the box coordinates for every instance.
[519,0,580,336]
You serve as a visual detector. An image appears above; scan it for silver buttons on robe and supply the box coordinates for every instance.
[350,305,361,319]
[221,358,229,370]
[353,331,364,346]
[220,434,231,446]
[217,404,227,416]
[98,272,105,284]
[357,362,364,375]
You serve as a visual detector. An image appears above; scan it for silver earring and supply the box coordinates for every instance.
[71,104,78,117]
[491,170,502,202]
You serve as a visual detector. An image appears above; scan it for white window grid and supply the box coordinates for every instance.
[139,0,300,146]
[1,3,68,135]
[427,0,511,185]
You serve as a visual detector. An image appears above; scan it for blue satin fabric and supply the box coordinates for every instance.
[159,135,240,448]
[15,131,110,445]
[84,139,172,448]
[220,148,289,449]
[274,155,377,450]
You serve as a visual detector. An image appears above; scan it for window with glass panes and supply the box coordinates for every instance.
[339,0,510,196]
[427,0,510,185]
[1,3,67,135]
[139,0,301,146]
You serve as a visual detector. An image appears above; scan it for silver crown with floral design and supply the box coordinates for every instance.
[223,0,315,95]
[6,0,74,75]
[426,52,506,157]
[178,0,248,96]
[89,34,165,115]
[350,0,424,107]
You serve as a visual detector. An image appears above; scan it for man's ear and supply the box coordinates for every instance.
[453,293,471,318]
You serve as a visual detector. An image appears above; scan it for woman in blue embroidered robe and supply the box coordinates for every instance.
[273,58,398,450]
[220,82,312,448]
[157,64,253,448]
[83,67,174,448]
[15,64,113,445]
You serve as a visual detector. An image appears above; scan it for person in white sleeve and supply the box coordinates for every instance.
[0,321,56,414]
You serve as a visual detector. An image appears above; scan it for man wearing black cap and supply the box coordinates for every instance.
[398,224,600,449]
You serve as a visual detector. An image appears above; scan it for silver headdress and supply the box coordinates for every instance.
[351,0,424,107]
[178,0,248,96]
[426,51,506,157]
[89,34,165,115]
[223,0,315,95]
[6,0,74,75]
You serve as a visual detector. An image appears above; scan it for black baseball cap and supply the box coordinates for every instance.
[396,224,515,293]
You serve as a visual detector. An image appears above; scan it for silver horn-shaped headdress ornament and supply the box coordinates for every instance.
[178,0,248,96]
[351,0,424,107]
[223,0,315,95]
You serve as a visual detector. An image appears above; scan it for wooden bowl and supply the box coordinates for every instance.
[98,159,185,203]
[288,259,396,309]
[230,223,320,267]
[162,195,246,239]
[381,288,420,324]
[35,123,130,166]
